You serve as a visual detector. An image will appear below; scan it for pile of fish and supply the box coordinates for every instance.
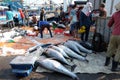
[10,28,27,39]
[28,40,94,80]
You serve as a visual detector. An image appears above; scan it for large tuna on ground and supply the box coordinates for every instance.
[50,45,69,58]
[58,45,88,62]
[44,48,70,65]
[67,40,93,54]
[64,41,86,57]
[36,58,79,80]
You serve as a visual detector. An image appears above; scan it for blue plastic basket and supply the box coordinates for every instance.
[10,64,33,70]
[12,67,33,77]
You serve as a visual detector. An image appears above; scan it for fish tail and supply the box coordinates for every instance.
[71,64,77,72]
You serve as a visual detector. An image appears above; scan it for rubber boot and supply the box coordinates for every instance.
[104,57,110,66]
[111,60,119,71]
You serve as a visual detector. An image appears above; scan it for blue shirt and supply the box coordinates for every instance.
[37,21,49,27]
[6,11,14,20]
[70,9,77,24]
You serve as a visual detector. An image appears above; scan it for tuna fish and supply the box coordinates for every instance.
[64,41,86,57]
[67,40,93,54]
[50,45,69,58]
[58,45,88,62]
[36,58,79,80]
[44,48,70,65]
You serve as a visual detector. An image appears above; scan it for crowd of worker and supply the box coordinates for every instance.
[5,1,120,72]
[5,2,107,38]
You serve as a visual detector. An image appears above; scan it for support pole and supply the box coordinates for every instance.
[63,0,67,12]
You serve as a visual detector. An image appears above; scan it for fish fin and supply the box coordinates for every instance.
[41,43,52,48]
[43,48,49,53]
[33,61,39,71]
[83,54,88,57]
[70,58,74,62]
[71,64,77,72]
[85,59,89,63]
[54,42,64,46]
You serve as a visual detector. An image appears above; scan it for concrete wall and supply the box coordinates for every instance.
[88,0,103,10]
[105,0,120,16]
[95,17,112,43]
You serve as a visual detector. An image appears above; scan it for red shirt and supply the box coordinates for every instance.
[19,9,25,18]
[108,11,120,35]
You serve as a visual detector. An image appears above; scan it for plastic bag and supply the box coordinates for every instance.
[78,26,86,33]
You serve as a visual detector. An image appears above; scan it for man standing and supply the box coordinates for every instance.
[69,4,77,37]
[6,7,15,28]
[104,2,120,71]
[19,8,26,26]
[59,8,65,22]
[24,9,29,26]
[40,8,45,21]
[99,3,107,18]
[80,2,93,41]
[54,8,59,22]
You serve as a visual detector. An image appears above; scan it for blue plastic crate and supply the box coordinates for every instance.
[12,67,33,77]
[10,64,33,70]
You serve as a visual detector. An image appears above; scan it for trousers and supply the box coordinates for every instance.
[106,35,120,62]
[39,24,53,38]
